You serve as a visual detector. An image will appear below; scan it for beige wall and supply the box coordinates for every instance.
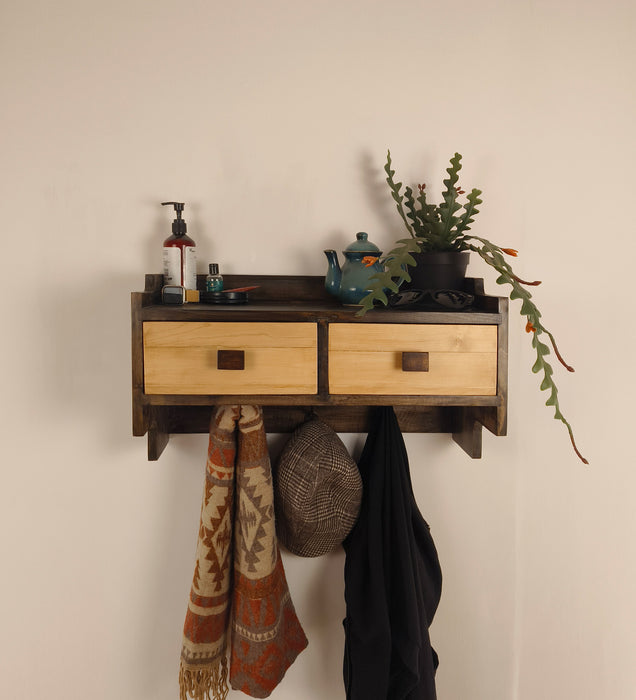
[2,1,634,698]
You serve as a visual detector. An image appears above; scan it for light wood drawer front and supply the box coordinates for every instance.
[143,322,317,395]
[329,324,497,395]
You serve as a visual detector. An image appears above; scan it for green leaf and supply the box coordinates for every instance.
[384,151,414,237]
[436,153,466,245]
[521,299,534,315]
[442,153,462,192]
[456,188,482,235]
[537,341,550,356]
[540,375,552,391]
[545,387,559,406]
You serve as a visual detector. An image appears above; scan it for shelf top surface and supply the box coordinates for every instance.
[133,273,506,324]
[136,301,503,324]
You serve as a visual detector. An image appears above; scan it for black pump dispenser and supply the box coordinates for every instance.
[161,201,187,236]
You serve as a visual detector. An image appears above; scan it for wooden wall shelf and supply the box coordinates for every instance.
[132,274,508,460]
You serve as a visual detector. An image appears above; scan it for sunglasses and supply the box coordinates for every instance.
[387,288,475,310]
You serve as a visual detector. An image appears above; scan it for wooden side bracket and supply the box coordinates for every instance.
[452,407,483,459]
[147,406,170,461]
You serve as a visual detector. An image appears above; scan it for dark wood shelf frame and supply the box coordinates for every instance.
[132,273,508,460]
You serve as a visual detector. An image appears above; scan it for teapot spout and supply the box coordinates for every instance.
[324,249,341,297]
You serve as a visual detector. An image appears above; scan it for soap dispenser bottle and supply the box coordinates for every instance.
[161,201,197,289]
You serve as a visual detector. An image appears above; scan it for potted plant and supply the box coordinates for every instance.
[357,150,588,464]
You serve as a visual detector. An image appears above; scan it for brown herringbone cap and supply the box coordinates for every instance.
[274,419,362,557]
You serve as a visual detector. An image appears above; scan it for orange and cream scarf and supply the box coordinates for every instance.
[179,405,308,700]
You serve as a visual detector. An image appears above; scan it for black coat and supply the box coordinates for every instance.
[343,407,442,699]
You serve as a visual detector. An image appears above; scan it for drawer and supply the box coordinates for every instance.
[329,323,497,395]
[143,322,317,395]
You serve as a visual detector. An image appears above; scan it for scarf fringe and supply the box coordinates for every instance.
[179,657,228,700]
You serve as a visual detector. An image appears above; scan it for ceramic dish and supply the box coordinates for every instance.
[199,290,249,304]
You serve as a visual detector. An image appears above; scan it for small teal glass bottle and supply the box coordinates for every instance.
[206,263,224,292]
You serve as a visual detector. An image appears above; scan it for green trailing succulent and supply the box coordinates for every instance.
[357,150,587,464]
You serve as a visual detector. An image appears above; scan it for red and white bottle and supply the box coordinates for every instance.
[161,201,197,289]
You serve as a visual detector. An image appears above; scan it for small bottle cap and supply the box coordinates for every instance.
[209,263,219,275]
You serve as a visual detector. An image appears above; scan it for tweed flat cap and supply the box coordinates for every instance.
[274,418,362,557]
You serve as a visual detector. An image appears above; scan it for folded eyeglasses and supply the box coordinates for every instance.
[387,288,475,310]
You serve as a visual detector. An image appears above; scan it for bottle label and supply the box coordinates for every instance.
[206,276,224,292]
[163,247,181,286]
[184,246,197,290]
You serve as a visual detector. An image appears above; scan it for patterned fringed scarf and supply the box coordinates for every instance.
[180,405,308,700]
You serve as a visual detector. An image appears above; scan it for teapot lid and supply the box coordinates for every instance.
[343,231,381,254]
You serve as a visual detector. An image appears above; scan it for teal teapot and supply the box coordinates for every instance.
[324,232,383,306]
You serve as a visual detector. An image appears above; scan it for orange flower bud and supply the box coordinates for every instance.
[362,256,379,267]
[526,321,536,333]
[501,248,518,257]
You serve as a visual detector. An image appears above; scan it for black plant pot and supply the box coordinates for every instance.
[406,251,470,291]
